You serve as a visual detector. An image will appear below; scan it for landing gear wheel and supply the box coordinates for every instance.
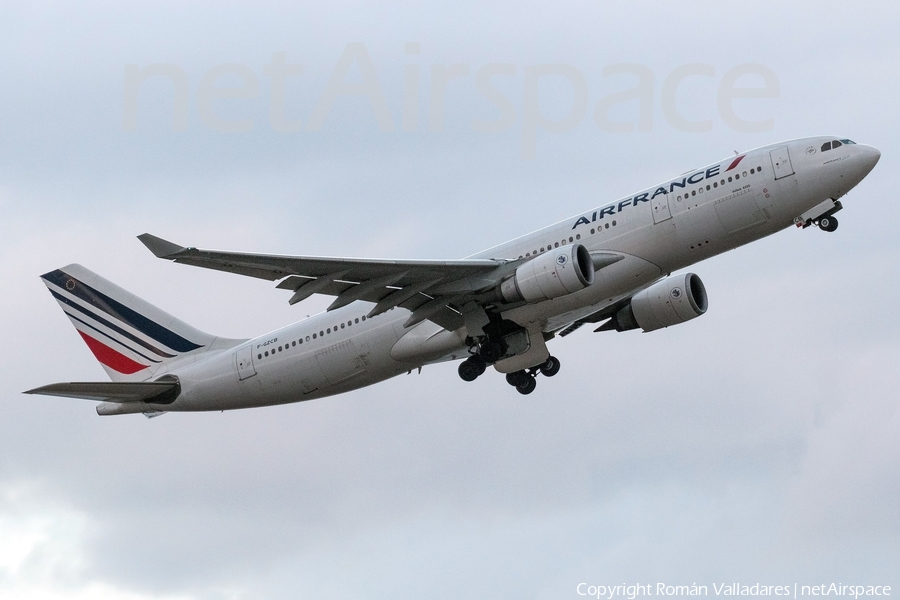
[505,370,530,387]
[540,356,561,377]
[473,357,487,376]
[458,359,480,382]
[479,341,504,363]
[516,377,537,395]
[818,216,838,232]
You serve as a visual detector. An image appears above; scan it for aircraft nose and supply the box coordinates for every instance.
[857,144,881,175]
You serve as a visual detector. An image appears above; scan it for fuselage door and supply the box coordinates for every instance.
[235,345,257,381]
[652,192,673,223]
[770,147,795,179]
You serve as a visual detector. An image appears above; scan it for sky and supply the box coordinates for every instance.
[1,1,898,598]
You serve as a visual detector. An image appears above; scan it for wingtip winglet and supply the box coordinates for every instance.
[138,233,186,258]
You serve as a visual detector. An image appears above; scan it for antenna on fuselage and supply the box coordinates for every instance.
[734,150,739,155]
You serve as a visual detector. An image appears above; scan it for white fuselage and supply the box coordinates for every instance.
[147,136,879,412]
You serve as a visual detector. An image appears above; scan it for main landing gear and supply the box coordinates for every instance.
[457,336,507,382]
[458,353,561,395]
[457,355,487,382]
[504,356,561,395]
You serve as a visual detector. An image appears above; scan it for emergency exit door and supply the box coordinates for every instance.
[235,345,257,380]
[770,146,795,179]
[652,192,672,223]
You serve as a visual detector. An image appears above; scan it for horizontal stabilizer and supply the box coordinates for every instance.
[24,378,180,405]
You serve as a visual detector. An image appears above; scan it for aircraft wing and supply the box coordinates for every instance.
[24,380,180,404]
[138,233,512,331]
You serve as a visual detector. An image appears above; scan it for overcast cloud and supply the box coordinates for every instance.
[1,1,898,598]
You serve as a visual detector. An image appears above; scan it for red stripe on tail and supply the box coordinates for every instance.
[77,331,148,374]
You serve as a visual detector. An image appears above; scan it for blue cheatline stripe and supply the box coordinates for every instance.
[42,269,203,353]
[63,310,161,364]
[49,289,175,359]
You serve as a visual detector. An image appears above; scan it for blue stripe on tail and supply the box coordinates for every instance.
[41,269,203,353]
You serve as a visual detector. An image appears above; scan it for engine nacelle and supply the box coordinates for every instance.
[611,273,708,332]
[500,244,594,303]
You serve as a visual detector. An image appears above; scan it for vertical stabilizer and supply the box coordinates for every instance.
[40,264,232,382]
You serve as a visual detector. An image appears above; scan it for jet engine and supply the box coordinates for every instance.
[500,244,594,303]
[605,273,708,332]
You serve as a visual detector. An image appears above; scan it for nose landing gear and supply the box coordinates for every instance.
[817,215,838,232]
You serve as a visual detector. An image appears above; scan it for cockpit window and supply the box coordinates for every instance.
[821,139,852,152]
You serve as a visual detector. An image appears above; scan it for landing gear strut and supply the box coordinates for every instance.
[479,340,504,363]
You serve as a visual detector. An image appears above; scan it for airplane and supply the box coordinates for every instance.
[25,136,880,416]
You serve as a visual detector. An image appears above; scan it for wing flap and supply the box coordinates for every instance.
[138,234,507,328]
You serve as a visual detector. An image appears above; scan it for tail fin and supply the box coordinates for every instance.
[41,264,236,382]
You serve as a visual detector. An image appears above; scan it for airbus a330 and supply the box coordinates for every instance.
[26,136,880,416]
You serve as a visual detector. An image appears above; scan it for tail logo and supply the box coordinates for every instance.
[42,269,205,375]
